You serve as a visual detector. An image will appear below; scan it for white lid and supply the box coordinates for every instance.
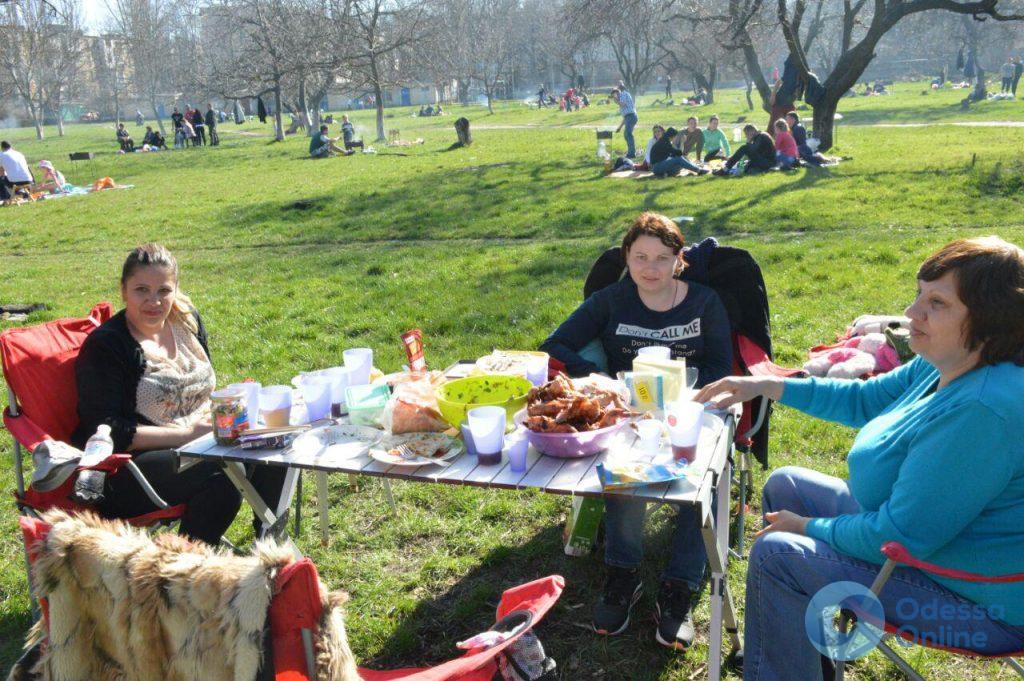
[96,424,111,437]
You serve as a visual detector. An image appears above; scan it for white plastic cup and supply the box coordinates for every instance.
[526,353,549,386]
[319,366,354,414]
[637,345,672,361]
[505,432,529,472]
[635,419,663,453]
[299,375,332,422]
[664,401,704,463]
[467,406,506,458]
[259,385,293,427]
[343,348,374,386]
[227,382,261,427]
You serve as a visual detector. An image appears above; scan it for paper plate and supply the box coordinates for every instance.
[290,424,381,461]
[369,432,463,467]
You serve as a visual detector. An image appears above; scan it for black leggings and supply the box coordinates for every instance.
[98,450,287,545]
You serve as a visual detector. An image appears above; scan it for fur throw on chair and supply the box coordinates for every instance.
[10,510,359,681]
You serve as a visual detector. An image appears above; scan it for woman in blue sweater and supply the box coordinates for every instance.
[696,237,1024,679]
[541,212,733,650]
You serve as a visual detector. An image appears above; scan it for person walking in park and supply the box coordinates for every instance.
[171,107,184,133]
[190,107,206,146]
[205,104,219,146]
[1001,57,1016,93]
[1012,57,1023,97]
[537,85,547,108]
[612,87,638,159]
[665,75,672,99]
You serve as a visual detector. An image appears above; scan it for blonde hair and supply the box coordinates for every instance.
[774,119,790,132]
[121,244,198,333]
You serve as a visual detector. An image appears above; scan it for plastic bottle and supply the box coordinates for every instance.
[72,424,113,504]
[597,140,610,161]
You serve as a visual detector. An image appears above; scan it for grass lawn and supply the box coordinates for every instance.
[1,82,1023,679]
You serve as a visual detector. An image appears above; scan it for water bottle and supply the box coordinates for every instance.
[597,140,610,161]
[72,424,113,505]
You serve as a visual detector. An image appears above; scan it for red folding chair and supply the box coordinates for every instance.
[835,541,1024,680]
[1,303,186,609]
[16,515,565,681]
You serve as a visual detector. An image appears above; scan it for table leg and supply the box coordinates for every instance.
[222,462,302,557]
[382,478,397,514]
[317,471,330,547]
[700,457,742,679]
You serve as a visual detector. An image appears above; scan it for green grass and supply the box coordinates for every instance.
[1,82,1023,679]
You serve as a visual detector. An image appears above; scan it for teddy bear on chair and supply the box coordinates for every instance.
[804,332,903,379]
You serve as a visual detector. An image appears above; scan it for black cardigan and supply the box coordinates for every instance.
[71,309,211,452]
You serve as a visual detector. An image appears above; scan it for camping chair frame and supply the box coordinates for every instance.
[836,542,1024,680]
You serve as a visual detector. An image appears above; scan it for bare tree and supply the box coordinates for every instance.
[658,0,732,104]
[347,0,428,141]
[774,0,1024,150]
[567,0,667,93]
[35,0,86,137]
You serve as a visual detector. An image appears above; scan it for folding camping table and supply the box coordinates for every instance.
[178,407,743,678]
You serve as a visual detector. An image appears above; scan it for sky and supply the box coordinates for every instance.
[80,0,110,32]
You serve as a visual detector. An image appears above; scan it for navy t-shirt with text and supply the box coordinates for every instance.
[541,278,733,386]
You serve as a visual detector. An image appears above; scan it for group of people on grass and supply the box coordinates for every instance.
[309,115,360,158]
[69,212,1024,680]
[0,140,71,203]
[170,104,221,149]
[1000,56,1024,96]
[417,104,445,117]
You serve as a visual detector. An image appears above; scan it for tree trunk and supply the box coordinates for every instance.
[26,102,44,140]
[485,82,494,114]
[273,81,285,142]
[810,96,839,152]
[457,77,470,104]
[741,43,772,112]
[373,82,385,142]
[151,95,165,135]
[55,98,65,137]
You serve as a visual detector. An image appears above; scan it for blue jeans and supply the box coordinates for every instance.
[622,113,638,158]
[776,153,797,169]
[651,156,701,177]
[604,493,712,590]
[744,466,1024,681]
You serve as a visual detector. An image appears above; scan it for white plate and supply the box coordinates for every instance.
[290,424,381,461]
[369,432,464,467]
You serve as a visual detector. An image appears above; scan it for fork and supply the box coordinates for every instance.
[396,443,452,467]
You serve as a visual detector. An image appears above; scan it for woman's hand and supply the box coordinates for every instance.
[693,375,784,409]
[754,510,809,538]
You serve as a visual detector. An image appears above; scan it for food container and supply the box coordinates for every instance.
[435,374,533,430]
[514,408,630,459]
[211,388,249,446]
[345,383,390,427]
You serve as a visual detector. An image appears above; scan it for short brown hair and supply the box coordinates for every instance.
[918,237,1024,365]
[621,212,685,255]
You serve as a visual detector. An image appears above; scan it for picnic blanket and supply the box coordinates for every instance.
[2,182,134,207]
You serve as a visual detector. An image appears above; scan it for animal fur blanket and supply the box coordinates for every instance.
[9,510,359,681]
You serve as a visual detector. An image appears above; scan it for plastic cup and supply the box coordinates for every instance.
[637,345,672,361]
[319,366,354,417]
[460,421,479,457]
[526,353,549,386]
[467,406,506,465]
[505,432,529,472]
[299,375,332,422]
[227,382,261,428]
[664,401,704,463]
[259,385,293,427]
[343,348,374,386]
[635,419,663,454]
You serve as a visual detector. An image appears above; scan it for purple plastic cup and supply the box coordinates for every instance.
[506,435,528,472]
[460,421,478,457]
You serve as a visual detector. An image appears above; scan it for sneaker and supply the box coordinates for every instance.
[655,579,695,650]
[592,566,642,636]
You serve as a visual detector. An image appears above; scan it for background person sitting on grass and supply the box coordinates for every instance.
[541,212,733,651]
[0,140,34,201]
[678,116,703,160]
[36,160,69,194]
[785,112,828,167]
[718,124,775,175]
[773,119,800,169]
[696,236,1024,680]
[116,123,135,152]
[310,125,346,158]
[701,115,730,162]
[643,125,665,167]
[142,126,167,150]
[648,127,707,177]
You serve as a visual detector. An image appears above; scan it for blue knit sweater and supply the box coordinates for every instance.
[782,357,1024,624]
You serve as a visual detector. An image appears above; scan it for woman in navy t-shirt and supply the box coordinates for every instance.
[542,212,733,650]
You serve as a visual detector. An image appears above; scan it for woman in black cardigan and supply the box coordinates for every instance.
[72,244,284,544]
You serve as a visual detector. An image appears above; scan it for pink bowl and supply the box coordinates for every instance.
[514,409,630,459]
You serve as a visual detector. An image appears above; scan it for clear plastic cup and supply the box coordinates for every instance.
[664,401,704,463]
[259,385,293,427]
[526,353,549,386]
[343,348,374,386]
[505,431,529,472]
[637,345,672,361]
[635,418,663,453]
[460,421,478,457]
[227,382,261,428]
[318,366,354,416]
[467,406,506,465]
[299,376,333,422]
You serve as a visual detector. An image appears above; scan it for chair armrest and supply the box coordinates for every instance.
[3,408,132,474]
[736,335,806,378]
[881,542,1024,583]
